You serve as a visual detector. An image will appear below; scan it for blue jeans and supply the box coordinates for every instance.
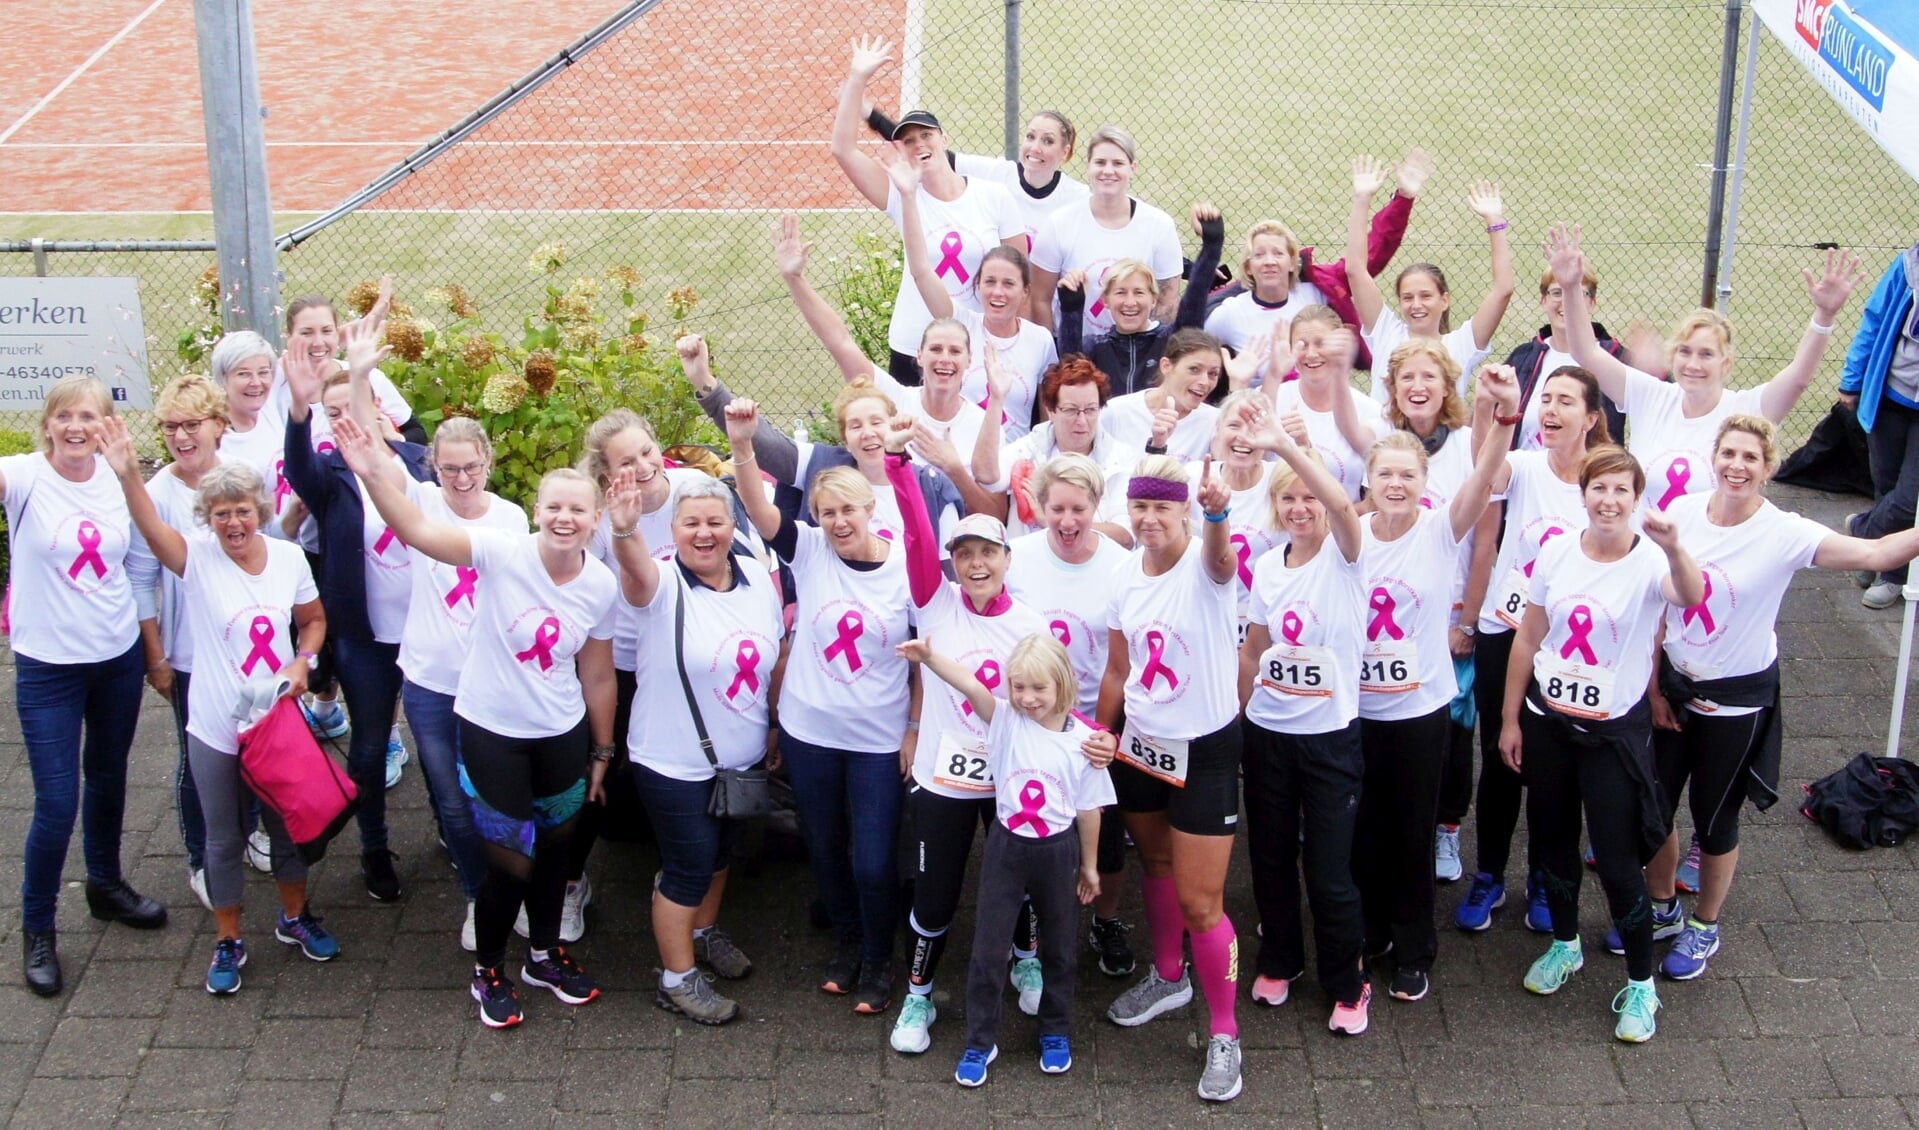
[402,680,486,898]
[332,637,402,855]
[631,760,744,908]
[1860,398,1919,585]
[781,729,902,965]
[169,669,205,872]
[16,640,145,932]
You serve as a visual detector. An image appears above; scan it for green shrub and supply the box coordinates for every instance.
[826,230,901,369]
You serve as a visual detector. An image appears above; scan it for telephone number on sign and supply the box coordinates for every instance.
[0,366,96,381]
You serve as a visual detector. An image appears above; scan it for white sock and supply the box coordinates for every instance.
[661,966,693,989]
[693,925,712,940]
[530,948,550,964]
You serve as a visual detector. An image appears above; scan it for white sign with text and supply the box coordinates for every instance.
[0,278,152,410]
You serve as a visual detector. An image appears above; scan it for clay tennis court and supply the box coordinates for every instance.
[0,0,911,215]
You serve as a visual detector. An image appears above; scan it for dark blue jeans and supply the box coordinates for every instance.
[1860,398,1919,585]
[631,760,745,908]
[781,729,904,965]
[332,637,402,855]
[16,640,145,932]
[401,680,487,898]
[168,669,205,872]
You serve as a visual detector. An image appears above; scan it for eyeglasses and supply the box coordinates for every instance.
[161,418,209,436]
[1542,288,1595,301]
[1052,406,1101,420]
[436,461,488,480]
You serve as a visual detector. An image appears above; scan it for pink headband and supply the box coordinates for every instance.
[1127,475,1189,503]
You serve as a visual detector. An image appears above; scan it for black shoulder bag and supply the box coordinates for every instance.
[672,572,773,819]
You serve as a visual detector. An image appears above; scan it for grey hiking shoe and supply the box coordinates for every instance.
[1105,965,1193,1027]
[1197,1034,1243,1102]
[1864,581,1902,609]
[656,970,739,1025]
[694,926,752,979]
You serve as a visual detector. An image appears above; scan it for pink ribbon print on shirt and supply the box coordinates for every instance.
[1007,779,1051,836]
[725,640,763,700]
[1560,605,1599,664]
[934,231,970,285]
[373,526,405,557]
[443,566,479,610]
[1681,570,1716,634]
[1231,533,1253,589]
[962,660,1002,716]
[514,616,562,671]
[1139,630,1181,691]
[1523,526,1566,577]
[1050,619,1072,647]
[821,611,865,672]
[1367,587,1405,641]
[273,460,290,513]
[1656,458,1692,510]
[67,520,107,580]
[1280,610,1306,646]
[240,616,279,676]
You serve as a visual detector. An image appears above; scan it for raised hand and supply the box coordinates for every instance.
[676,333,709,370]
[1642,508,1682,551]
[1543,223,1586,293]
[1197,454,1230,516]
[606,465,645,533]
[1281,409,1311,449]
[1224,325,1278,390]
[96,415,139,477]
[1806,247,1865,321]
[341,315,393,378]
[1395,147,1436,198]
[1467,179,1505,225]
[1233,395,1293,454]
[1321,326,1358,371]
[848,36,893,81]
[723,398,761,453]
[883,413,916,454]
[1149,401,1179,448]
[1479,363,1521,416]
[331,415,382,479]
[1057,268,1086,295]
[981,340,1009,405]
[1190,202,1223,243]
[886,149,922,197]
[281,345,326,407]
[908,418,960,471]
[774,213,813,279]
[1351,155,1389,199]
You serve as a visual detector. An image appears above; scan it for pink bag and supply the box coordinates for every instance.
[238,696,359,864]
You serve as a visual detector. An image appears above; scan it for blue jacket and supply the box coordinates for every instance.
[282,412,435,643]
[1840,251,1916,433]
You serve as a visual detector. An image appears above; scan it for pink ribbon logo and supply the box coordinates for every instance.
[1140,630,1181,691]
[1280,611,1305,646]
[514,616,561,671]
[1656,458,1691,510]
[1523,526,1565,577]
[934,231,970,284]
[316,441,336,456]
[1681,571,1716,634]
[1050,619,1072,647]
[443,566,478,609]
[1089,294,1106,320]
[1367,587,1404,641]
[821,611,864,672]
[962,660,1002,716]
[273,460,290,512]
[726,640,762,700]
[239,615,279,676]
[1560,605,1599,664]
[1419,496,1435,510]
[373,526,405,557]
[1007,779,1051,836]
[67,520,107,580]
[1231,533,1252,588]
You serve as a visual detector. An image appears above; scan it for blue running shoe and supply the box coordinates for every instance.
[1525,872,1553,934]
[1675,835,1702,894]
[1455,872,1506,932]
[1039,1034,1072,1074]
[1604,899,1683,955]
[1660,920,1721,981]
[275,909,341,961]
[301,697,349,740]
[955,1045,997,1087]
[205,938,246,995]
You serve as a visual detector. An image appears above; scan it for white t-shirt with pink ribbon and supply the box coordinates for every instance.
[778,523,914,755]
[1358,510,1463,722]
[214,411,298,539]
[396,480,529,696]
[1270,381,1384,502]
[1185,459,1282,641]
[626,553,784,781]
[1030,198,1184,340]
[590,468,711,672]
[1006,530,1134,714]
[1,454,138,664]
[454,530,619,740]
[1526,532,1671,721]
[131,462,221,672]
[1363,308,1491,405]
[885,178,1025,356]
[987,707,1116,838]
[1477,450,1588,636]
[1417,426,1478,624]
[1621,368,1765,513]
[912,582,1049,800]
[181,534,318,755]
[356,476,413,644]
[953,153,1091,253]
[1101,393,1218,463]
[1661,493,1827,711]
[1106,538,1239,741]
[955,307,1056,442]
[1245,539,1365,734]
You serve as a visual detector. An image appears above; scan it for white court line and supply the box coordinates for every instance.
[899,0,924,111]
[0,0,171,146]
[3,139,842,149]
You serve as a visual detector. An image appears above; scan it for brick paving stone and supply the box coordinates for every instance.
[223,1079,340,1130]
[555,1049,670,1115]
[122,1047,241,1112]
[1743,977,1861,1038]
[1795,1096,1915,1129]
[1821,1034,1919,1098]
[337,1045,455,1113]
[1689,1099,1807,1130]
[11,1077,127,1130]
[36,1016,155,1079]
[1717,1036,1841,1100]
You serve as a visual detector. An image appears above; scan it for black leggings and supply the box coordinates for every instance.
[904,786,1035,989]
[566,669,639,880]
[1521,703,1658,981]
[1655,708,1769,857]
[458,716,589,969]
[1355,706,1449,972]
[1471,629,1531,880]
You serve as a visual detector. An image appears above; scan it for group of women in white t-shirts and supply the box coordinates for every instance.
[12,40,1916,1107]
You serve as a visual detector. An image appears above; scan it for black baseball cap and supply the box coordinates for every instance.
[888,110,943,139]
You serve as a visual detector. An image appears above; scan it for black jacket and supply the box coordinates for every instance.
[1057,214,1224,398]
[1503,323,1629,450]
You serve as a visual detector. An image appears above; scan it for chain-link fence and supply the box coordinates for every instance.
[2,0,1914,453]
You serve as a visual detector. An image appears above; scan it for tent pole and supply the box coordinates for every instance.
[1701,0,1744,309]
[1716,5,1761,315]
[1890,592,1916,758]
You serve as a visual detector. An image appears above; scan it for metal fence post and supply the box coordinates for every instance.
[1700,0,1744,309]
[1716,5,1762,315]
[30,239,46,278]
[1003,0,1021,161]
[194,0,282,345]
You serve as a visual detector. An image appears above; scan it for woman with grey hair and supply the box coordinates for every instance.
[595,471,786,1026]
[99,419,334,995]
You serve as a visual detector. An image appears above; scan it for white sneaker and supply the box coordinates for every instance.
[461,900,477,953]
[188,867,212,912]
[890,992,937,1054]
[385,727,408,789]
[1434,825,1463,883]
[245,830,272,874]
[560,875,592,944]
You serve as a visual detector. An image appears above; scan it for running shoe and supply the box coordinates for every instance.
[245,830,273,874]
[205,938,246,996]
[1864,581,1901,609]
[1525,871,1554,934]
[1523,938,1584,995]
[275,909,341,962]
[461,900,476,954]
[384,728,408,789]
[1106,966,1193,1027]
[853,960,894,1015]
[1010,956,1043,1017]
[1039,1034,1072,1074]
[471,966,523,1029]
[890,992,937,1053]
[1612,980,1661,1043]
[362,849,403,902]
[559,874,592,944]
[302,696,349,741]
[1604,899,1683,955]
[694,926,752,979]
[1455,872,1506,932]
[1250,974,1293,1007]
[821,940,861,995]
[187,867,212,912]
[955,1045,996,1088]
[522,946,600,1005]
[1088,915,1136,977]
[1329,983,1372,1036]
[1676,835,1702,894]
[1197,1034,1242,1102]
[1434,825,1463,883]
[1660,920,1721,981]
[656,969,738,1025]
[1389,968,1430,1002]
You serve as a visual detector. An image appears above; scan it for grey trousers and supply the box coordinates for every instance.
[963,820,1082,1050]
[187,735,307,909]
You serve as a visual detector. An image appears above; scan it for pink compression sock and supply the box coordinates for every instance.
[1189,915,1240,1040]
[1140,874,1187,981]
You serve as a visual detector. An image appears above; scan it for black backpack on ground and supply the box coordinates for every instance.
[1801,752,1919,849]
